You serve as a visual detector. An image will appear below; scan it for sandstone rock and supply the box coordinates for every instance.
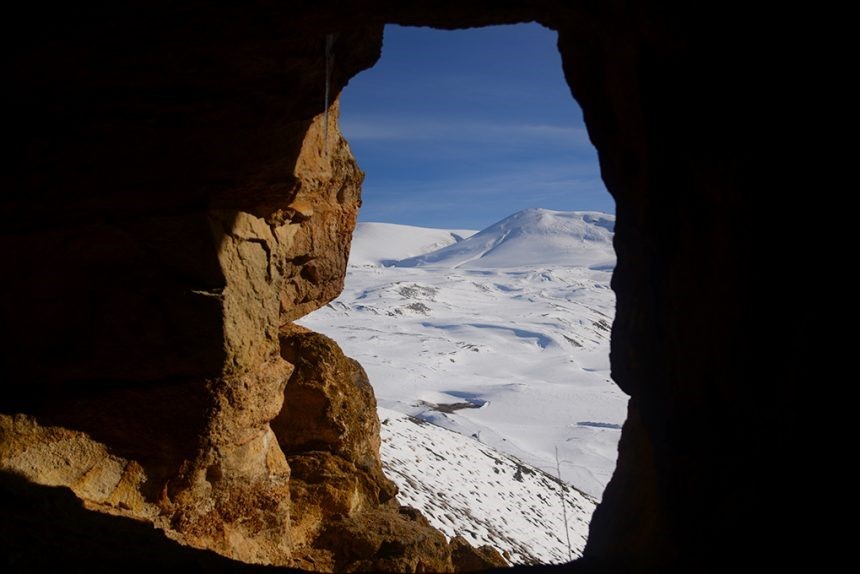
[0,470,276,571]
[269,324,499,571]
[317,506,454,573]
[163,358,294,564]
[209,99,363,375]
[450,536,509,571]
[275,325,393,490]
[276,99,365,324]
[0,414,154,518]
[0,100,367,567]
[158,102,367,565]
[273,324,473,570]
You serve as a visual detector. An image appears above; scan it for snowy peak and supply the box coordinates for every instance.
[395,209,615,269]
[479,208,614,236]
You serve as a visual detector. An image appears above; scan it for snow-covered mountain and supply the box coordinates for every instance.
[299,208,627,563]
[396,209,614,270]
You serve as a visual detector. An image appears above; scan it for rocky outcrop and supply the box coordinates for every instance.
[0,73,489,569]
[273,325,507,572]
[274,325,396,562]
[158,102,368,563]
[275,326,390,492]
[3,1,810,572]
[0,471,277,571]
[450,536,510,572]
[1,100,366,565]
[316,507,454,572]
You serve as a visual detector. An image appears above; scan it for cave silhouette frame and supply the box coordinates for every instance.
[2,2,807,572]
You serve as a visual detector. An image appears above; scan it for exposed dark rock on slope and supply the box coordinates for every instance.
[2,1,812,572]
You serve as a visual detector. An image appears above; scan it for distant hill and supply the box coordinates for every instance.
[348,222,476,266]
[394,208,615,269]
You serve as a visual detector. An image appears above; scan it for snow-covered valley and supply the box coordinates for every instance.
[298,208,627,563]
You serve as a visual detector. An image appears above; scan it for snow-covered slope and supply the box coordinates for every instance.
[396,209,614,270]
[299,208,627,563]
[348,222,476,266]
[380,408,595,565]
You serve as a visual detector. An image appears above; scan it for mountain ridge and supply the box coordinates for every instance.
[390,208,615,269]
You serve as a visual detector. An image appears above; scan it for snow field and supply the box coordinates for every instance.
[299,208,627,563]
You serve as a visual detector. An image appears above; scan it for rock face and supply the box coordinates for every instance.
[275,325,397,565]
[0,98,363,566]
[3,1,811,572]
[0,84,477,568]
[317,507,454,572]
[450,536,510,572]
[1,29,489,563]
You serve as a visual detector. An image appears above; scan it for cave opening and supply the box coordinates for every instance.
[2,2,804,570]
[297,23,628,565]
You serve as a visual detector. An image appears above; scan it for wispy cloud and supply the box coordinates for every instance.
[342,116,592,148]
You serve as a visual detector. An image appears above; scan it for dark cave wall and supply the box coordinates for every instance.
[554,5,803,568]
[3,4,382,386]
[2,1,806,571]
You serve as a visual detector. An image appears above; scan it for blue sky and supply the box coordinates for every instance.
[338,23,612,230]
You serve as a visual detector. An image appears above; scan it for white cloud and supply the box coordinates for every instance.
[341,116,592,148]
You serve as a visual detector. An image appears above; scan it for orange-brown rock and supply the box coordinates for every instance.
[450,536,509,572]
[0,85,490,569]
[317,507,454,573]
[0,101,370,566]
[276,325,390,481]
[157,102,367,563]
[271,326,499,571]
[274,325,397,555]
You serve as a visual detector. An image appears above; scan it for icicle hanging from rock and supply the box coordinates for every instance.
[323,33,335,156]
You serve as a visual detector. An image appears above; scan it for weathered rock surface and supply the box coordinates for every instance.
[3,1,811,572]
[450,536,510,572]
[276,325,390,488]
[274,325,397,562]
[0,471,282,571]
[0,75,487,569]
[316,507,454,572]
